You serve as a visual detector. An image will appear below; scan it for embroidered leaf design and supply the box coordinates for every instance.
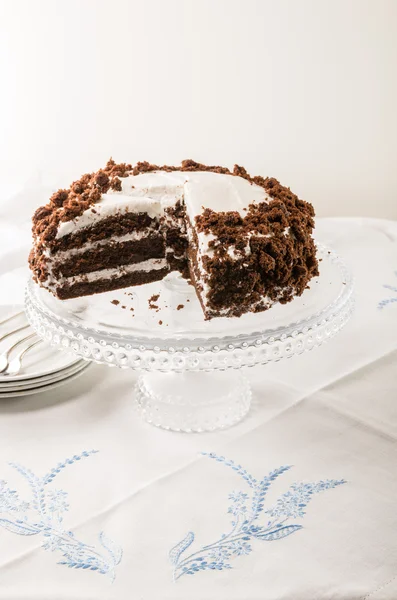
[8,463,38,486]
[201,453,257,488]
[171,453,346,581]
[250,465,292,521]
[169,532,194,565]
[9,462,47,515]
[256,524,302,541]
[378,273,397,309]
[0,518,40,536]
[43,450,98,485]
[99,531,123,566]
[58,560,107,574]
[1,451,123,582]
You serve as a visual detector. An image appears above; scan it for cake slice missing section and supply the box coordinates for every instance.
[29,160,318,319]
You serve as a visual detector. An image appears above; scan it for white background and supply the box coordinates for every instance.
[0,0,396,218]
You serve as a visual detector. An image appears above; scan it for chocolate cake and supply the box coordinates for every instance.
[29,159,318,319]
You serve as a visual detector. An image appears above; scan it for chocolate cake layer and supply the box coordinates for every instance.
[52,236,165,278]
[50,213,156,254]
[56,267,169,300]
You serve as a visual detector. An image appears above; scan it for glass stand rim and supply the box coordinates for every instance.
[25,243,354,373]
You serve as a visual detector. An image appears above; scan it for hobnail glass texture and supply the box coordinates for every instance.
[25,244,354,432]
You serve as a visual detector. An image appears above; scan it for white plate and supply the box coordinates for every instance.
[0,360,89,391]
[0,362,91,398]
[0,357,86,388]
[0,305,82,382]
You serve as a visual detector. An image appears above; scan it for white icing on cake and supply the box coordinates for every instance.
[55,171,270,240]
[56,195,161,238]
[183,172,269,217]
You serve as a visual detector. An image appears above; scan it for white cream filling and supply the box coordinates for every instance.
[56,196,162,239]
[44,258,168,289]
[46,229,152,261]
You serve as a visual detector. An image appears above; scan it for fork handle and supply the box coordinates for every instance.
[0,324,30,343]
[5,332,37,359]
[0,310,24,327]
[3,339,43,376]
[18,339,42,361]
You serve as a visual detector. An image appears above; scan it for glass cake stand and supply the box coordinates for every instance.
[25,243,354,432]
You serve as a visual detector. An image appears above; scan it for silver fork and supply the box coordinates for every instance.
[0,324,30,345]
[4,339,43,376]
[0,310,24,327]
[0,332,37,373]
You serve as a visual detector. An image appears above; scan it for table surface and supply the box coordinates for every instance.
[0,194,396,600]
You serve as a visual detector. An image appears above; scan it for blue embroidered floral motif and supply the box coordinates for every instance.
[378,272,397,309]
[0,450,122,581]
[170,452,346,581]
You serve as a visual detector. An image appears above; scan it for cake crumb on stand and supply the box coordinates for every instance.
[148,293,160,311]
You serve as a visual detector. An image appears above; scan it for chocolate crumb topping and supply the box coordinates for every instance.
[32,158,310,248]
[30,158,318,319]
[110,177,122,192]
[33,158,304,241]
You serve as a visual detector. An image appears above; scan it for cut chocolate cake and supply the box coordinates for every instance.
[29,160,318,319]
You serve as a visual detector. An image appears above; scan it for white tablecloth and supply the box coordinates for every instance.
[0,189,396,599]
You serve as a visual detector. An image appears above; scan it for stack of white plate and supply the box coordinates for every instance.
[0,355,90,398]
[0,306,90,398]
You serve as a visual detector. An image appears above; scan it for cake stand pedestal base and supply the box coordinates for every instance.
[135,370,252,432]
